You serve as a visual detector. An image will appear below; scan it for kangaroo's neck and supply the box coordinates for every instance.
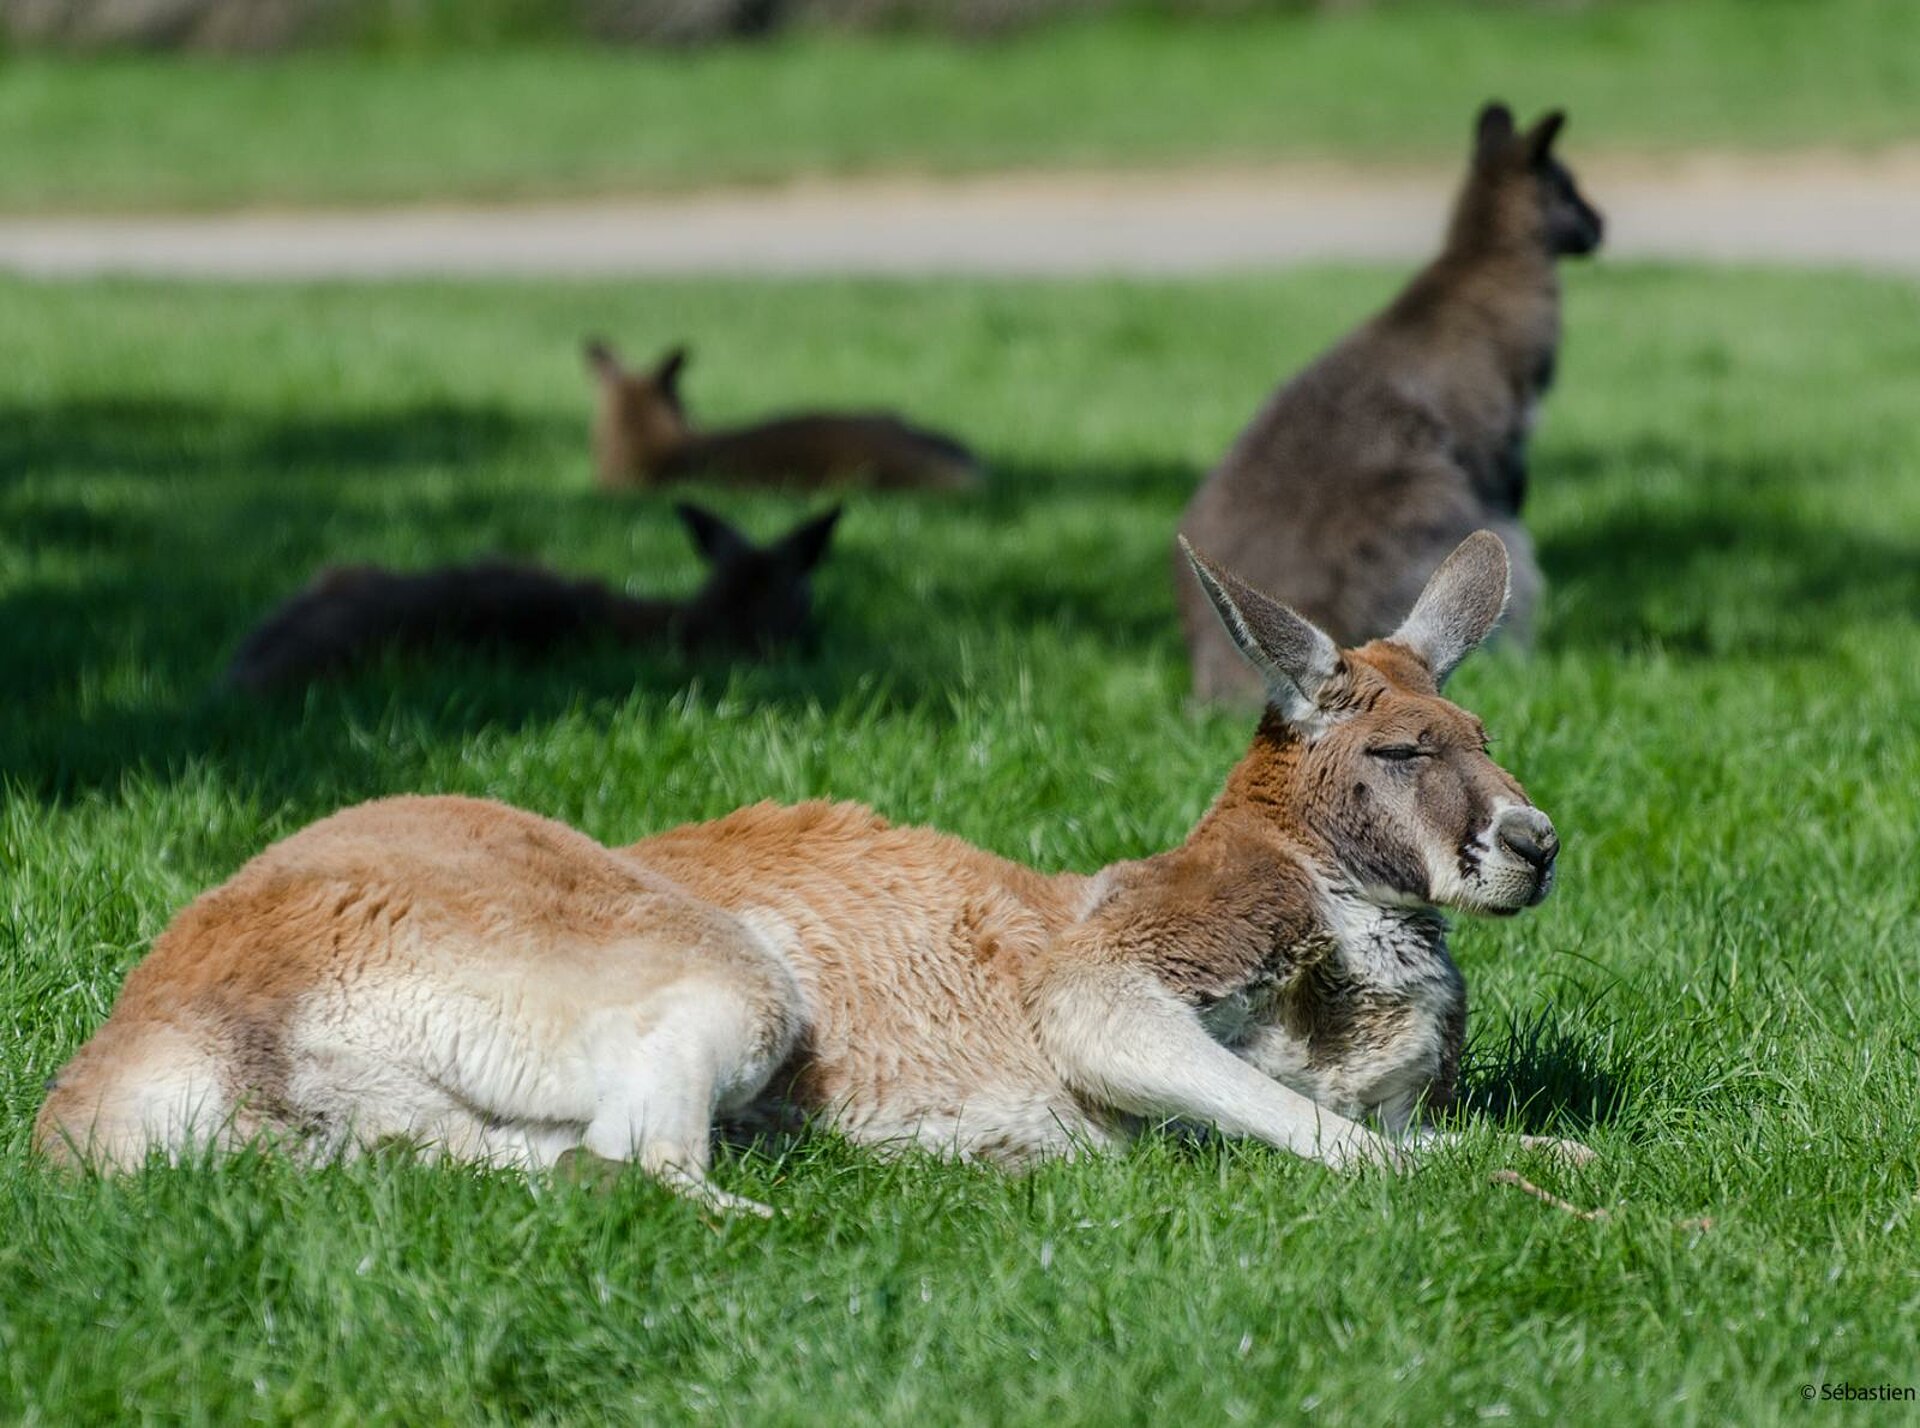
[1381,167,1563,377]
[1192,711,1317,840]
[1387,241,1560,378]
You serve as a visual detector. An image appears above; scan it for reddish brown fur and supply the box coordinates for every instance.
[587,340,981,493]
[39,537,1569,1190]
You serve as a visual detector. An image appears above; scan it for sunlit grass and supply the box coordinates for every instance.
[3,264,1918,1422]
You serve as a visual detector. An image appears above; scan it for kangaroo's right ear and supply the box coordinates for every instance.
[1181,538,1339,725]
[1474,101,1516,165]
[676,502,751,566]
[775,505,842,574]
[584,338,622,379]
[654,346,691,400]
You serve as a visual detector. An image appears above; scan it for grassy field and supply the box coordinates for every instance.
[2,0,1918,213]
[4,262,1920,1422]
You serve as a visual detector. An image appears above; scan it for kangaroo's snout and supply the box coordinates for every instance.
[1496,806,1559,902]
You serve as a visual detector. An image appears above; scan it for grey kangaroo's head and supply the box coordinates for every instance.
[675,503,842,653]
[586,339,694,468]
[1460,101,1604,258]
[1184,531,1559,917]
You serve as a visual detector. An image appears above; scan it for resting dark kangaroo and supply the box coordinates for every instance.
[1177,101,1604,702]
[586,340,981,493]
[224,504,841,693]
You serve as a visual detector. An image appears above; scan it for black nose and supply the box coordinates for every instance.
[1497,809,1559,871]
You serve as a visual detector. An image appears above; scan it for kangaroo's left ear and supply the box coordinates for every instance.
[1389,531,1511,687]
[584,338,622,380]
[1524,110,1567,168]
[775,506,842,574]
[676,502,751,566]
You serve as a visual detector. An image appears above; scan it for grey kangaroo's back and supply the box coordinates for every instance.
[225,563,658,692]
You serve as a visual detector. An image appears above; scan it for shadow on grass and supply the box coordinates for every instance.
[1455,1005,1633,1134]
[1,394,1207,803]
[1541,506,1920,656]
[0,397,567,482]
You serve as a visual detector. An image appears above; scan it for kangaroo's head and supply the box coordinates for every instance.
[673,503,842,653]
[1453,101,1604,260]
[586,339,694,483]
[1185,532,1557,917]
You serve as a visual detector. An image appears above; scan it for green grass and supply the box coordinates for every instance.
[4,262,1920,1422]
[3,0,1918,213]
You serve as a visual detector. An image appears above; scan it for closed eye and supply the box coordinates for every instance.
[1368,745,1428,762]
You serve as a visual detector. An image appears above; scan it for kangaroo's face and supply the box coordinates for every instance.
[1469,103,1605,259]
[586,341,692,474]
[674,503,842,653]
[1186,531,1558,918]
[1300,643,1555,915]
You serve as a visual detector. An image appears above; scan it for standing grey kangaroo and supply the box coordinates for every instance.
[1177,101,1604,702]
[43,531,1587,1213]
[586,340,981,493]
[224,503,841,692]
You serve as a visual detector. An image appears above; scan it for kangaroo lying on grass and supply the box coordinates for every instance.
[42,532,1584,1212]
[223,503,841,693]
[1177,101,1604,702]
[586,340,981,493]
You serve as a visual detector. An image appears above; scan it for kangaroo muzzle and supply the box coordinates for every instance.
[1495,805,1559,904]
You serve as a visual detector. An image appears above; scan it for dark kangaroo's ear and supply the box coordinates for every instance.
[654,345,691,400]
[584,338,622,379]
[774,505,842,574]
[676,502,752,566]
[1524,110,1567,168]
[1474,101,1516,164]
[1181,538,1339,725]
[1389,531,1511,687]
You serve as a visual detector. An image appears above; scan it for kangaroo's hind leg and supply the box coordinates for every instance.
[571,967,803,1217]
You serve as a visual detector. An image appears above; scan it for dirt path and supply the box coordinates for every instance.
[3,149,1918,279]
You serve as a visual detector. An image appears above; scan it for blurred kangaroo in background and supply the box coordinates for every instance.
[224,503,841,693]
[586,340,981,493]
[1177,101,1603,702]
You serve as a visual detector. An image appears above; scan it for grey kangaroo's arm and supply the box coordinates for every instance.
[1034,960,1400,1172]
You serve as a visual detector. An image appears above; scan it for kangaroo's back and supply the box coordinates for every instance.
[666,413,980,492]
[224,563,649,692]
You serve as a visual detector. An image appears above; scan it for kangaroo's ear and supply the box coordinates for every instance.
[1474,101,1516,164]
[1389,531,1511,687]
[1524,110,1567,168]
[774,505,841,575]
[584,338,622,380]
[654,346,690,401]
[675,502,751,566]
[1181,538,1339,724]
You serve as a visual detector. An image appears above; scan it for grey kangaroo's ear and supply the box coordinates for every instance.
[1524,109,1567,167]
[654,345,691,399]
[776,506,841,574]
[1389,531,1511,687]
[676,502,752,566]
[1181,538,1339,725]
[1474,101,1516,163]
[584,338,622,379]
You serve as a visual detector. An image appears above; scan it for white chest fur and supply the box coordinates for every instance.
[1206,885,1465,1131]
